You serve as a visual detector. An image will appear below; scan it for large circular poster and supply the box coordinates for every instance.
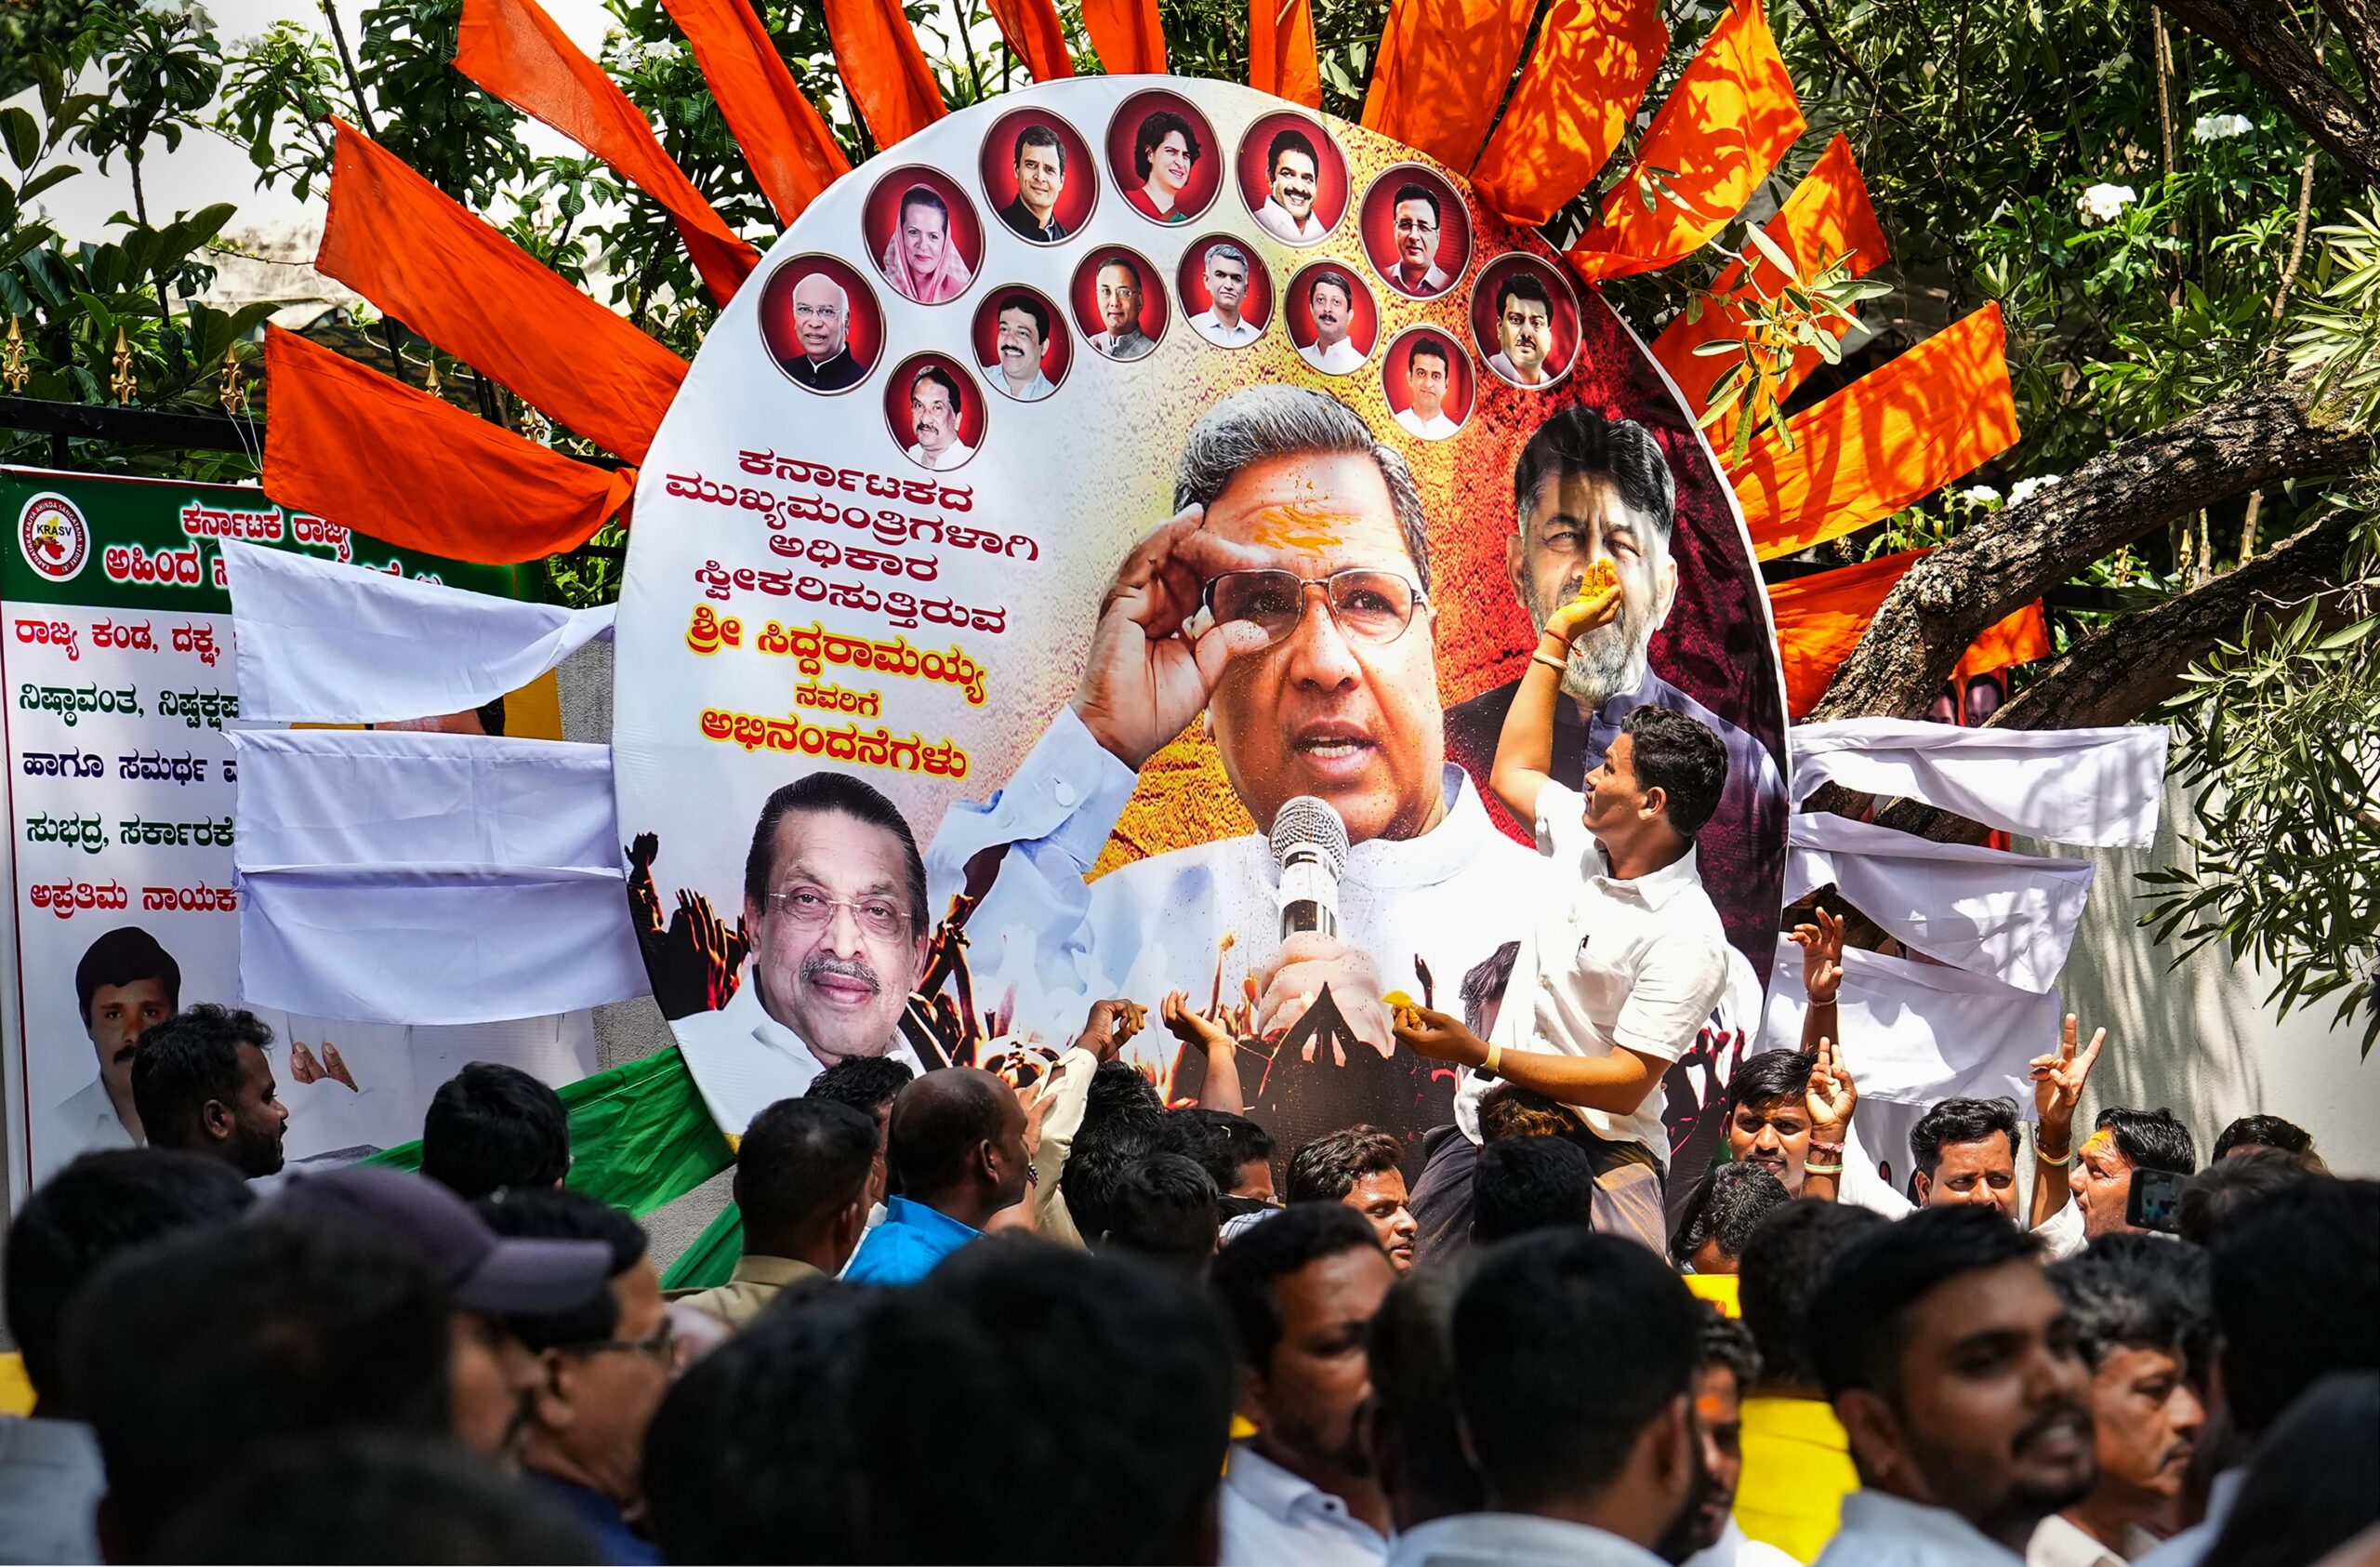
[613,78,1790,1163]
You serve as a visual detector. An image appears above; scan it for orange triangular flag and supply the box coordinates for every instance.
[455,0,759,306]
[1730,305,2018,560]
[982,0,1072,80]
[263,326,633,564]
[316,121,687,465]
[822,0,946,147]
[1653,134,1885,445]
[662,0,852,223]
[1567,0,1804,282]
[1080,0,1165,73]
[1251,0,1321,109]
[1955,601,2051,686]
[1361,0,1536,171]
[1471,0,1665,226]
[1769,550,2045,717]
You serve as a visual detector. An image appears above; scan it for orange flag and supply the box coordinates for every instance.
[1768,550,2046,716]
[1470,0,1666,227]
[1653,134,1885,444]
[1955,601,2051,685]
[316,122,686,465]
[455,0,759,306]
[982,0,1072,80]
[1250,0,1321,109]
[263,327,633,564]
[1080,0,1165,74]
[1567,0,1803,282]
[1360,0,1536,171]
[1730,305,2018,561]
[662,0,851,223]
[822,0,945,148]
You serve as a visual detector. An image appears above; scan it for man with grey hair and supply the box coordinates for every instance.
[781,269,863,392]
[929,386,1544,1142]
[1189,242,1261,348]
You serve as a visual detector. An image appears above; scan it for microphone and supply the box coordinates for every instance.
[1269,795,1349,941]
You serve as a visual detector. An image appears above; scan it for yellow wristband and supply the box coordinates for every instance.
[1529,651,1567,676]
[1483,1037,1503,1077]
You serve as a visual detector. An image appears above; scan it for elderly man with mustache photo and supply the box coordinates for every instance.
[778,270,866,392]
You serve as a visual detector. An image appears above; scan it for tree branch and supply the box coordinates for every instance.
[2317,0,2380,101]
[1805,384,2374,723]
[2162,0,2380,188]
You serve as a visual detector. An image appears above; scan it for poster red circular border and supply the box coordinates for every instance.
[1379,324,1475,440]
[1470,252,1580,391]
[1234,111,1349,246]
[1176,233,1275,350]
[1069,245,1171,359]
[883,351,988,471]
[861,166,985,306]
[1281,259,1379,375]
[970,284,1076,399]
[1104,88,1223,227]
[1359,163,1473,300]
[755,253,883,395]
[977,106,1099,245]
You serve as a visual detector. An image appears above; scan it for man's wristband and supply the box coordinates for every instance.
[1802,1161,1845,1175]
[1809,1139,1845,1161]
[2035,1141,2074,1167]
[1482,1037,1503,1078]
[1529,651,1568,676]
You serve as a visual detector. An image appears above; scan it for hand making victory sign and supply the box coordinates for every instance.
[2029,1013,2108,1229]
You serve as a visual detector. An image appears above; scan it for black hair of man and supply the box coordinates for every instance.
[1158,1106,1244,1192]
[2177,1148,2316,1246]
[2203,1371,2380,1567]
[2047,1232,2210,1371]
[998,290,1051,342]
[1910,1096,2021,1178]
[898,183,949,225]
[2211,1112,2316,1163]
[154,1432,596,1564]
[736,1097,877,1255]
[5,1149,253,1408]
[1725,1047,1813,1116]
[1103,1152,1220,1275]
[1286,1124,1403,1203]
[1702,1312,1761,1393]
[1365,1254,1486,1530]
[1810,1204,2043,1403]
[913,364,965,417]
[1013,122,1065,172]
[1210,1202,1383,1370]
[857,1239,1235,1562]
[1495,266,1554,318]
[643,1281,880,1562]
[1739,1198,1890,1390]
[1133,109,1203,179]
[1472,1135,1596,1243]
[129,1003,275,1162]
[1479,1081,1584,1143]
[63,1216,451,1560]
[2094,1105,2197,1175]
[1621,706,1728,838]
[73,925,179,1023]
[1512,404,1676,545]
[2208,1176,2380,1439]
[886,1067,1015,1199]
[1392,181,1441,223]
[1407,336,1451,375]
[1454,1229,1702,1511]
[1267,126,1317,173]
[421,1061,570,1200]
[1460,938,1518,1034]
[1079,1056,1164,1146]
[1059,1138,1144,1242]
[474,1188,648,1351]
[806,1053,915,1117]
[1672,1159,1792,1268]
[742,770,928,932]
[1309,268,1354,309]
[1175,1105,1272,1178]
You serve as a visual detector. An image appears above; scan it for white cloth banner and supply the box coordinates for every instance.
[1790,717,2169,848]
[1759,936,2060,1110]
[232,729,648,1024]
[227,540,615,724]
[1786,813,2096,993]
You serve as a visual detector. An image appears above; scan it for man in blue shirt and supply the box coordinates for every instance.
[845,1068,1031,1284]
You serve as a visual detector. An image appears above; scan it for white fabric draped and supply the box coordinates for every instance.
[1789,717,2168,848]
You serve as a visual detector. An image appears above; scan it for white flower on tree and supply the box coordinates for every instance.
[2192,113,2253,143]
[2077,183,2138,224]
[2010,474,2063,505]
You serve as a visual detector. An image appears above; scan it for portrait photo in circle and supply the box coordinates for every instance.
[1236,112,1349,246]
[861,166,984,306]
[1177,234,1275,351]
[1104,88,1223,226]
[756,254,883,393]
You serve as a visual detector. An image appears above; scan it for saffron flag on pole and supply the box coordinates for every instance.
[982,0,1072,80]
[661,0,852,223]
[1469,0,1666,227]
[820,0,947,147]
[1250,0,1322,110]
[1765,548,2045,718]
[1079,0,1166,74]
[1359,0,1537,171]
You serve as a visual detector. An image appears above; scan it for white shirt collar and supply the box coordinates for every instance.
[2026,1512,2125,1567]
[1390,1510,1667,1567]
[1343,765,1504,892]
[1591,842,1704,912]
[1836,1490,2025,1563]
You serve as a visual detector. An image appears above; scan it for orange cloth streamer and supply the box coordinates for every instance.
[316,121,687,465]
[1080,0,1165,74]
[1250,0,1321,109]
[1360,0,1536,171]
[1470,0,1666,227]
[1730,305,2018,561]
[661,0,851,223]
[822,0,945,148]
[262,326,633,565]
[1955,600,2051,685]
[982,0,1072,80]
[1653,134,1886,445]
[1567,0,1803,282]
[1768,550,2047,717]
[455,0,759,306]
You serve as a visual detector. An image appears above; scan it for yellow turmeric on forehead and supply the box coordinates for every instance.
[2080,1129,2117,1161]
[1246,501,1360,551]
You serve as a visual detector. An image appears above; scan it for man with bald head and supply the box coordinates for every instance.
[842,1067,1032,1284]
[781,270,864,392]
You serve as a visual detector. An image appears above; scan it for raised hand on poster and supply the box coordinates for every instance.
[1255,933,1391,1061]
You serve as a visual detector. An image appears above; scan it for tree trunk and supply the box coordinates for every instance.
[2162,0,2380,188]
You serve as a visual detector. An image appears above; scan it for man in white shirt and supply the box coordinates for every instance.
[1395,1230,1703,1567]
[49,928,180,1160]
[1252,126,1329,243]
[1393,337,1460,439]
[1383,184,1453,296]
[1299,269,1367,375]
[674,773,929,1133]
[903,365,975,471]
[1485,269,1558,385]
[1189,242,1263,348]
[1213,1203,1396,1567]
[1087,258,1157,361]
[1810,1206,2096,1566]
[2030,1077,2196,1263]
[988,292,1057,400]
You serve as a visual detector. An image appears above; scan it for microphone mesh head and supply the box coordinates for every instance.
[1269,795,1350,876]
